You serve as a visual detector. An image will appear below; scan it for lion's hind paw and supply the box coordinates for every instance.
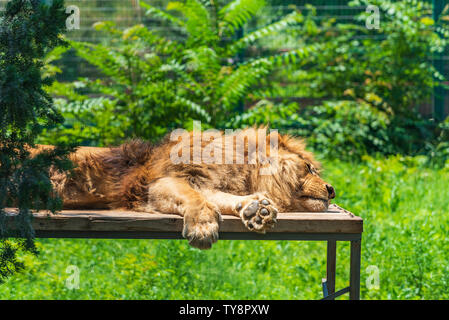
[182,203,220,250]
[182,221,219,250]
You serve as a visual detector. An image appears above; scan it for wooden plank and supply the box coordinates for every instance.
[32,231,362,241]
[4,204,362,234]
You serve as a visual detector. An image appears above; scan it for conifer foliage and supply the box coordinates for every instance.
[0,0,72,282]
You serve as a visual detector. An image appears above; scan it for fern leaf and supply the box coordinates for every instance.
[218,58,272,109]
[122,24,181,56]
[183,47,221,78]
[228,11,303,54]
[92,21,122,36]
[218,0,265,36]
[268,43,323,67]
[70,41,132,84]
[166,0,216,46]
[140,1,186,28]
[174,96,211,121]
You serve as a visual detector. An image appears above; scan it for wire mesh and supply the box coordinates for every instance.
[0,0,447,116]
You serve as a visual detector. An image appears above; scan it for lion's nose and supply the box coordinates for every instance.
[326,184,335,199]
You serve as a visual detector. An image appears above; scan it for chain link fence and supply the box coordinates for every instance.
[1,0,447,117]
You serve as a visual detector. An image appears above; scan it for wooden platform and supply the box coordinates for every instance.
[4,203,364,299]
[5,204,362,241]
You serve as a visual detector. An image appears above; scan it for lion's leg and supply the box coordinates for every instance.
[201,190,278,233]
[140,177,221,250]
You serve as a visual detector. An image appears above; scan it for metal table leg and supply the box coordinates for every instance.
[350,239,362,300]
[326,240,337,299]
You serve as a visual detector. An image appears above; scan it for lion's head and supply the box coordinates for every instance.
[258,132,335,212]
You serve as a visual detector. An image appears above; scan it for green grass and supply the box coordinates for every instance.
[1,155,449,299]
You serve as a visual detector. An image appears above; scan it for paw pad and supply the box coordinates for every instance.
[239,198,278,233]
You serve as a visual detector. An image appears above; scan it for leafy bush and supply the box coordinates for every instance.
[282,101,391,160]
[222,98,392,161]
[40,0,449,164]
[224,99,298,128]
[422,116,449,167]
[267,0,448,117]
[254,0,449,161]
[43,0,323,145]
[38,77,125,146]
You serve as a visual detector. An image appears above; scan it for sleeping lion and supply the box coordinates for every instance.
[34,128,335,249]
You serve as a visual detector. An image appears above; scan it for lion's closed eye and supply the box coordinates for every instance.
[306,163,313,174]
[306,162,320,176]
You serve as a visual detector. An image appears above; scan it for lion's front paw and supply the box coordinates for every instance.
[237,196,278,233]
[182,203,221,250]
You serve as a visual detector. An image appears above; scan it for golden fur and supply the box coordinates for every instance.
[34,128,335,249]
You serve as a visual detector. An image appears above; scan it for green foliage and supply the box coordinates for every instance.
[227,99,391,161]
[229,96,449,165]
[251,0,449,162]
[1,157,449,299]
[347,0,446,116]
[2,0,448,299]
[42,0,321,145]
[0,0,72,283]
[266,0,448,116]
[42,1,448,160]
[422,115,449,167]
[281,101,392,160]
[225,99,298,128]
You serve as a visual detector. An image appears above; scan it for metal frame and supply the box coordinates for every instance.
[321,238,362,300]
[34,230,362,300]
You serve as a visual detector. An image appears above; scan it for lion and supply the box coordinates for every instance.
[33,128,335,249]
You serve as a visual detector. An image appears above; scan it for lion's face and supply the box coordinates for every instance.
[272,136,335,212]
[290,157,335,212]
